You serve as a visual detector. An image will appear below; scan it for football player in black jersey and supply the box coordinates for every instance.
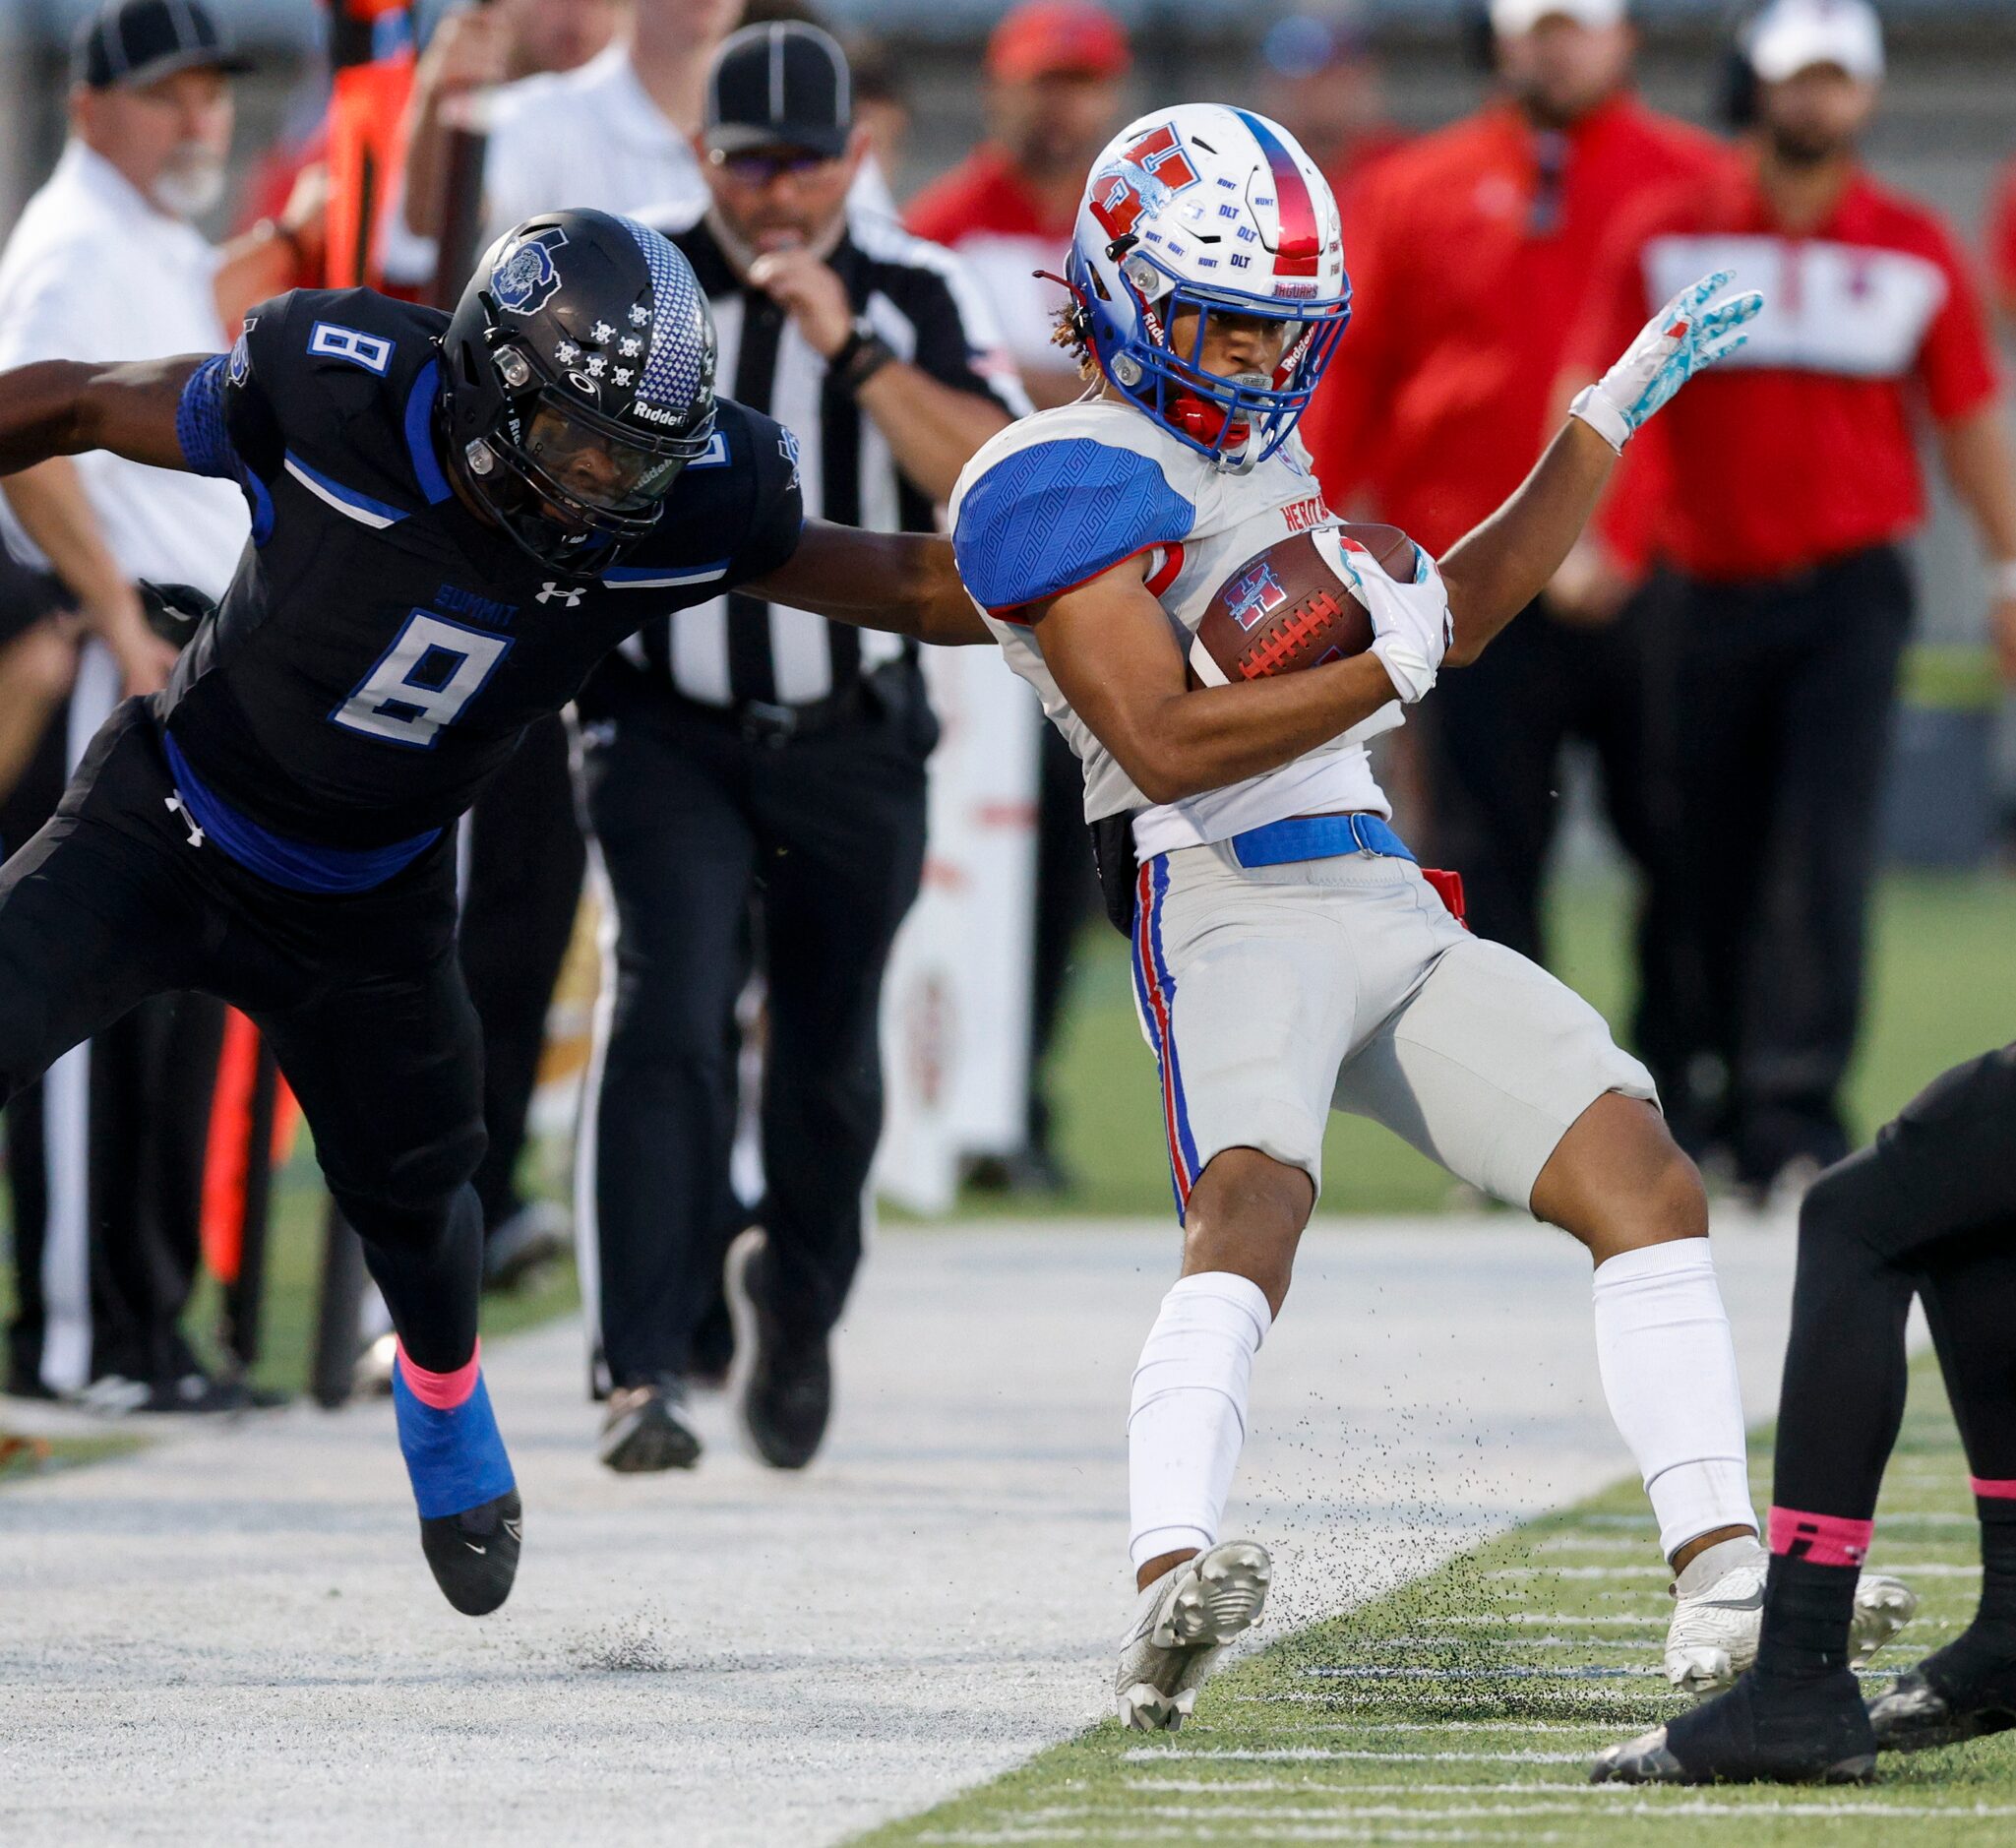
[0,208,976,1615]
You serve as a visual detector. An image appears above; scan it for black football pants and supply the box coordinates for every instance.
[1425,590,1681,1076]
[579,675,929,1390]
[0,699,485,1374]
[1772,1043,2016,1523]
[1639,545,1911,1180]
[2,655,225,1399]
[458,712,584,1235]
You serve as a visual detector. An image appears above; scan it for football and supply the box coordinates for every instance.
[1186,524,1422,689]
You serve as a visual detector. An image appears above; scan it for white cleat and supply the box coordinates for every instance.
[1116,1540,1270,1733]
[1664,1548,1919,1697]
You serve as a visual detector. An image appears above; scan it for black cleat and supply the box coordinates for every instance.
[419,1489,521,1616]
[1867,1636,2016,1754]
[597,1380,703,1473]
[1591,1668,1876,1786]
[733,1237,830,1471]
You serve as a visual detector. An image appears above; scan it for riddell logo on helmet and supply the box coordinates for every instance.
[629,400,688,427]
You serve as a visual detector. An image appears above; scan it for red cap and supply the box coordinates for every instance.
[987,0,1131,84]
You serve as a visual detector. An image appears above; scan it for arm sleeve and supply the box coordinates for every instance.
[950,437,1196,615]
[1916,221,2000,425]
[172,296,290,535]
[725,417,808,587]
[900,252,1035,420]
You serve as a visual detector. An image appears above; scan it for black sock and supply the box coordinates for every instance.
[1966,1496,2016,1647]
[1754,1551,1861,1686]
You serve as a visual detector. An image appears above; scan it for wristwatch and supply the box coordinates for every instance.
[830,316,896,393]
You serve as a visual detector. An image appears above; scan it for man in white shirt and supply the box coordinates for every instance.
[0,0,268,1412]
[398,0,897,281]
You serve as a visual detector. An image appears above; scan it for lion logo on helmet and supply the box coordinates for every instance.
[492,228,569,317]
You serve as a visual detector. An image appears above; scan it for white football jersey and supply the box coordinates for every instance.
[947,399,1402,858]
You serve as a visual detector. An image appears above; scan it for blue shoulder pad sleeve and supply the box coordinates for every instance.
[174,352,239,481]
[954,437,1195,613]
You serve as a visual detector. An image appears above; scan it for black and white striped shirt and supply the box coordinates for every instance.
[616,208,1028,711]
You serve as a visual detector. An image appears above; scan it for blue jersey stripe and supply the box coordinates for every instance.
[403,360,454,505]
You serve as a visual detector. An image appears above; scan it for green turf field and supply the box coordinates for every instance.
[861,1349,2016,1847]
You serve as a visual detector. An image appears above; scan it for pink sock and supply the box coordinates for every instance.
[1768,1504,1873,1569]
[397,1339,481,1410]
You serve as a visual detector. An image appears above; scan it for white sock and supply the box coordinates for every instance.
[1590,1239,1758,1559]
[1128,1272,1272,1571]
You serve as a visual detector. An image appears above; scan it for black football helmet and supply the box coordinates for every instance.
[442,209,719,576]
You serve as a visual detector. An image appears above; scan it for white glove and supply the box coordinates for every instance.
[1333,537,1451,707]
[1571,268,1765,455]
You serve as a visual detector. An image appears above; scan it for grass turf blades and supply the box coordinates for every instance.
[862,1351,2016,1847]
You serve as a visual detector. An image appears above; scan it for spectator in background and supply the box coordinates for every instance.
[1990,152,2016,328]
[1300,0,1718,1027]
[401,0,741,258]
[1255,8,1407,212]
[907,0,1130,1193]
[847,31,909,186]
[0,0,286,1410]
[1567,0,2016,1196]
[907,0,1130,412]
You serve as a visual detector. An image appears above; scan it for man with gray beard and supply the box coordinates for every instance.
[0,0,306,1411]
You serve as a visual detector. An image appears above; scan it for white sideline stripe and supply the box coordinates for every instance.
[282,456,401,527]
[1123,1748,1593,1764]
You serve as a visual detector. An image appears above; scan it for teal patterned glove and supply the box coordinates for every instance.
[1571,269,1765,455]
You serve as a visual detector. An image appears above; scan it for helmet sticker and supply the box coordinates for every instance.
[492,226,569,317]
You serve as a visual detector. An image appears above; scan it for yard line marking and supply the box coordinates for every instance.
[1221,1704,1626,1728]
[1486,1566,1666,1579]
[1440,1614,1663,1628]
[1302,1663,1665,1680]
[1122,1747,1594,1764]
[1359,1634,1658,1650]
[1125,1780,1619,1795]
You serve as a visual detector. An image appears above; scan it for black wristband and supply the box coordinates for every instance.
[832,320,897,394]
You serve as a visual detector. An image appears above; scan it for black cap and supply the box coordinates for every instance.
[73,0,253,92]
[704,22,853,161]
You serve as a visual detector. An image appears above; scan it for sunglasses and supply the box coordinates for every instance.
[709,147,840,186]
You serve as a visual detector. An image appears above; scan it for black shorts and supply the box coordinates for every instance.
[0,698,484,1232]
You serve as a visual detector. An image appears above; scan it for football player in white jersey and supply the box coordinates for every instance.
[943,104,1913,1730]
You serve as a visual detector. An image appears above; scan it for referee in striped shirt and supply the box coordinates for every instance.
[577,22,1027,1475]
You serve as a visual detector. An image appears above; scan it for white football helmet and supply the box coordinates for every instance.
[1065,104,1351,471]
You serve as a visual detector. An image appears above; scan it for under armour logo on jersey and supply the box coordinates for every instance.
[536,582,584,607]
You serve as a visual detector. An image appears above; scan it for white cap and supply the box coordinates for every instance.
[1746,0,1885,84]
[1490,0,1627,35]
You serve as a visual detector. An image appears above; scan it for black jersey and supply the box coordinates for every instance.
[168,287,802,850]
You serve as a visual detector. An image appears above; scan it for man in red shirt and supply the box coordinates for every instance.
[1301,0,1720,992]
[907,0,1130,1193]
[1568,0,2016,1197]
[907,0,1130,414]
